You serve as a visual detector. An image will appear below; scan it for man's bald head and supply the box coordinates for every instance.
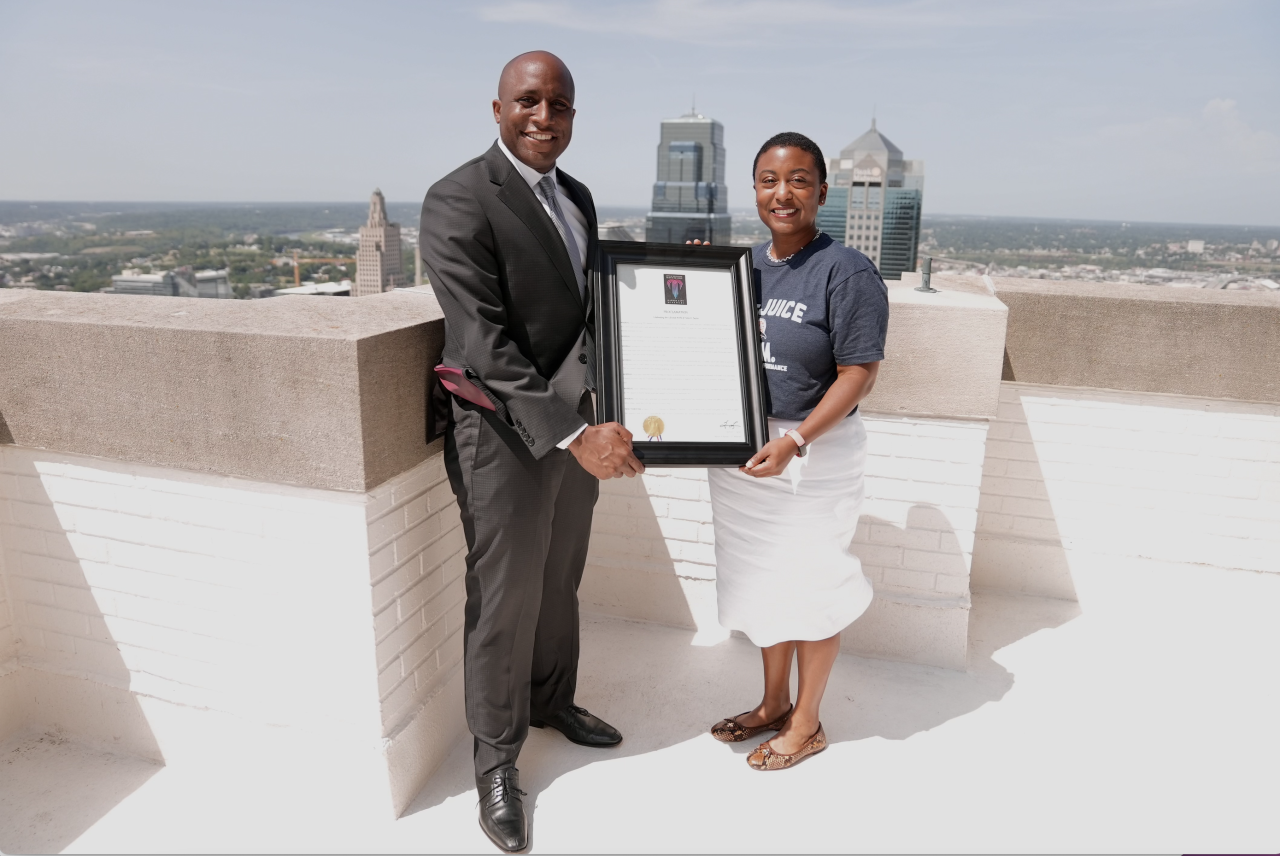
[493,51,576,173]
[498,51,574,103]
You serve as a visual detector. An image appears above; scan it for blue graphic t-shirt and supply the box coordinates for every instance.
[753,233,889,421]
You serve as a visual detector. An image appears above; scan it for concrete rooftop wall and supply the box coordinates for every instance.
[990,277,1280,404]
[0,288,444,492]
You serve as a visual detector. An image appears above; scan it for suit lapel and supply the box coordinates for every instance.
[486,144,584,310]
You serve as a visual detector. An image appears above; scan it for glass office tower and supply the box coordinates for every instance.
[816,184,849,244]
[823,120,924,279]
[645,111,732,245]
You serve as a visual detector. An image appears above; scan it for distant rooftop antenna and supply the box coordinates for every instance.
[871,105,877,130]
[916,256,937,293]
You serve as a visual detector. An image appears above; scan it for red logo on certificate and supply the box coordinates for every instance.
[664,274,687,305]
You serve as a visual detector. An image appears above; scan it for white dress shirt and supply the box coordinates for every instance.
[496,137,589,273]
[495,137,590,449]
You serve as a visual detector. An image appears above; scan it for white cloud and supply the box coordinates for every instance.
[1086,98,1280,178]
[994,98,1280,222]
[1201,98,1280,173]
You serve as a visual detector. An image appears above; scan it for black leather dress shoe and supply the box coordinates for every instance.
[530,704,622,747]
[478,767,527,852]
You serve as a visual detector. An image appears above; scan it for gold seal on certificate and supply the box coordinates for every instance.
[593,242,768,467]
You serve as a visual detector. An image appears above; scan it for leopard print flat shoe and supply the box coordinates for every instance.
[747,723,827,771]
[710,705,793,743]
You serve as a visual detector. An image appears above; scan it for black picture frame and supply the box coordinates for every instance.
[593,241,768,467]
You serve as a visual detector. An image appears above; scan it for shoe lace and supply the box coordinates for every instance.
[568,704,590,717]
[488,774,526,805]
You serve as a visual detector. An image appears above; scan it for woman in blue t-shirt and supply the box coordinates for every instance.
[701,132,889,770]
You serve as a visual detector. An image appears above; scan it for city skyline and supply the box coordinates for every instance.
[1,1,1277,226]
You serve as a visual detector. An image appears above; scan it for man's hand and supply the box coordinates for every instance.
[569,422,645,479]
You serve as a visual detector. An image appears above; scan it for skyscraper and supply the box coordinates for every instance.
[355,189,405,297]
[645,110,731,245]
[823,120,924,280]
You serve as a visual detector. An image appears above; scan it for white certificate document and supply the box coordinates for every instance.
[616,263,747,443]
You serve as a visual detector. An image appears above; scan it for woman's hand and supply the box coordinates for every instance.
[684,239,711,245]
[740,436,799,478]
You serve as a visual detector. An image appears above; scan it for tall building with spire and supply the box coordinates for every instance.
[821,120,924,280]
[355,189,405,297]
[644,109,731,245]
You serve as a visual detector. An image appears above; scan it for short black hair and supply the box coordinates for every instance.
[753,132,826,184]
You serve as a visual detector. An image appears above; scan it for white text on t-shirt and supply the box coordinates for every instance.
[760,298,807,323]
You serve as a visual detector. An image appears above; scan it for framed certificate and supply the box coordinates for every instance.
[594,241,768,467]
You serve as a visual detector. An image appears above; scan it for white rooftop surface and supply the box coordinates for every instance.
[2,558,1277,854]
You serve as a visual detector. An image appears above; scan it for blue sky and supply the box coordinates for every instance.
[1,0,1277,225]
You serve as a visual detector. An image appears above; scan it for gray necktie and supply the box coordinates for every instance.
[537,174,595,391]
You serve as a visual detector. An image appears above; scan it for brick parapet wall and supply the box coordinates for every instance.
[0,446,467,746]
[973,382,1280,597]
[0,447,374,725]
[855,416,988,602]
[0,445,469,816]
[364,456,466,737]
[589,468,717,582]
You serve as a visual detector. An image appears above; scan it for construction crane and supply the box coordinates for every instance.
[290,249,357,287]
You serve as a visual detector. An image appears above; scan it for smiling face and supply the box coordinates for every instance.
[493,51,575,174]
[754,146,827,240]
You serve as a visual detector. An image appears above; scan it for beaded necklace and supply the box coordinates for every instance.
[766,229,822,263]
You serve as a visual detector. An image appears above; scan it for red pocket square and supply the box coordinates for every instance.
[434,365,496,411]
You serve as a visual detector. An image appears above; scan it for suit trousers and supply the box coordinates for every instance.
[444,391,599,790]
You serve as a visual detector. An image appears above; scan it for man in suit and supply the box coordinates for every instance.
[419,51,644,852]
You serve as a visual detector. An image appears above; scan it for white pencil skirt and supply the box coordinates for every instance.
[707,413,874,648]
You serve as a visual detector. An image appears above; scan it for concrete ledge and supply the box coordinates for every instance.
[862,279,1008,419]
[0,289,444,492]
[986,276,1280,404]
[840,593,970,670]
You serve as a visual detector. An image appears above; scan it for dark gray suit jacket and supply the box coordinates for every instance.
[420,143,598,459]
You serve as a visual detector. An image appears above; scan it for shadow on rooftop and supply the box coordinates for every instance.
[403,501,1082,826]
[0,730,161,855]
[971,388,1079,601]
[404,437,1087,822]
[0,453,163,855]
